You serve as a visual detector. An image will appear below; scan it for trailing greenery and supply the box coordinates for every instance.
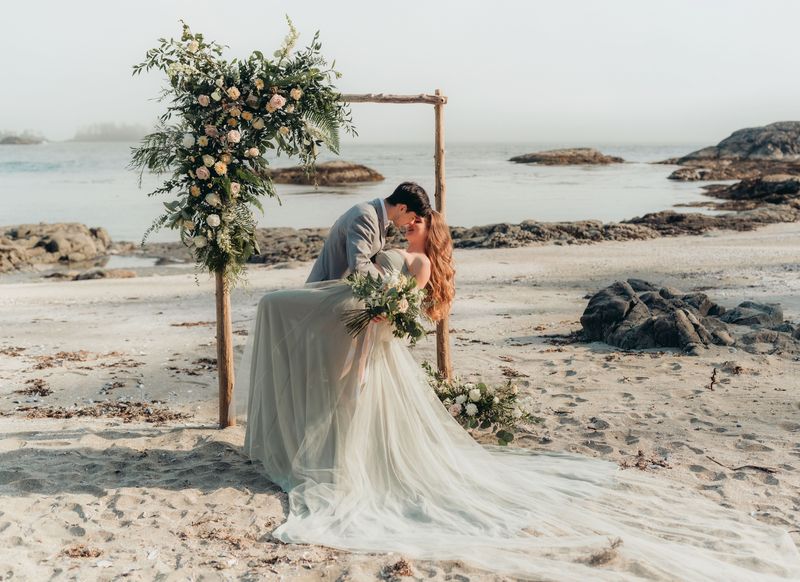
[129,18,355,286]
[422,361,542,445]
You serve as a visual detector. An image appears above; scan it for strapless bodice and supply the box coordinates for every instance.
[374,249,410,276]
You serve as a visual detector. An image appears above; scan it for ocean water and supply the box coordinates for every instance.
[0,141,715,243]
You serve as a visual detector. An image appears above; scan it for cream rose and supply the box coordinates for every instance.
[230,182,241,197]
[215,77,224,88]
[493,396,500,404]
[187,40,200,53]
[268,93,286,111]
[397,298,409,313]
[241,111,253,122]
[246,147,260,158]
[278,126,290,136]
[252,117,265,130]
[285,104,295,114]
[226,130,241,143]
[206,214,221,228]
[214,161,227,176]
[202,154,215,167]
[220,153,232,164]
[192,235,208,248]
[195,166,210,180]
[205,193,221,207]
[226,86,241,100]
[181,133,195,148]
[229,106,242,118]
[468,388,481,402]
[211,90,222,102]
[290,87,303,100]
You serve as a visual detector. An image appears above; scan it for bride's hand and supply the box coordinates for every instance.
[371,315,387,323]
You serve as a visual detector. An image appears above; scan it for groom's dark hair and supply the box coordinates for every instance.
[386,182,432,217]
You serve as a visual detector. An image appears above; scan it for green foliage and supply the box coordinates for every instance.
[422,362,542,445]
[128,19,356,287]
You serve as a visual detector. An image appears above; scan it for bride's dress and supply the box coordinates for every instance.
[235,249,800,581]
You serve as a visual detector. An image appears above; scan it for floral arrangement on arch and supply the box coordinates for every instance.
[129,19,355,285]
[422,362,542,445]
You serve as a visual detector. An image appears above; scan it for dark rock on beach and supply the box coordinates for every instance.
[663,122,800,181]
[0,223,112,273]
[509,148,624,165]
[701,175,800,210]
[580,280,798,355]
[267,160,384,185]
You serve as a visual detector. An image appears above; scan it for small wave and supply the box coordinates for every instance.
[0,161,61,173]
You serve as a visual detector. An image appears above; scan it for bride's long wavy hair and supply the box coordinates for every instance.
[423,210,455,321]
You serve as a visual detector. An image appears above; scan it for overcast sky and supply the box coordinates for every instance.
[4,0,800,144]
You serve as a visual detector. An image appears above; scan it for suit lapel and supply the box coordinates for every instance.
[372,199,386,246]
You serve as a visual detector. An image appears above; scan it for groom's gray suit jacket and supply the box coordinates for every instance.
[306,199,387,283]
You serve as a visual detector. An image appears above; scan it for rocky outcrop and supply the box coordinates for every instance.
[580,279,798,355]
[622,207,800,236]
[701,175,800,209]
[0,135,44,145]
[663,122,800,180]
[0,223,112,273]
[267,161,384,185]
[509,148,624,165]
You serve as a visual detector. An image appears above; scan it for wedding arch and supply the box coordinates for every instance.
[213,90,452,427]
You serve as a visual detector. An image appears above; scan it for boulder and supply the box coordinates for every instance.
[0,223,112,273]
[509,148,624,165]
[267,161,384,185]
[720,301,783,328]
[702,175,800,208]
[73,268,136,281]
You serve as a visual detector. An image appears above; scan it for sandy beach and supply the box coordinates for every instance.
[1,222,799,580]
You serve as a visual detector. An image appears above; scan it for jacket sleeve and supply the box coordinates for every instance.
[346,211,382,278]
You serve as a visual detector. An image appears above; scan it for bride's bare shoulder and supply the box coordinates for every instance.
[406,252,431,287]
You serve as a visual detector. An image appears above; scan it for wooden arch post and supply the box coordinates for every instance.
[217,90,452,427]
[341,91,452,378]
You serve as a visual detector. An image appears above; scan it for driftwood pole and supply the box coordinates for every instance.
[216,272,235,428]
[340,91,452,379]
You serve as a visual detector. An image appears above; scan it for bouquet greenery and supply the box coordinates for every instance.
[129,18,355,285]
[422,362,541,445]
[342,270,428,345]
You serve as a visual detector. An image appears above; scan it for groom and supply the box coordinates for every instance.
[306,181,432,283]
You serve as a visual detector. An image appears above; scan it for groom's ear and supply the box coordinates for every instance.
[396,203,407,214]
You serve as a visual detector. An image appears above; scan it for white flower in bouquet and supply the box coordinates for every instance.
[215,77,224,88]
[229,106,242,118]
[286,104,295,114]
[254,78,265,91]
[197,95,210,107]
[512,407,522,419]
[397,298,409,313]
[455,394,467,405]
[226,129,241,143]
[290,87,303,100]
[204,193,221,207]
[211,90,222,101]
[448,403,462,417]
[465,403,478,417]
[195,166,211,180]
[485,384,495,396]
[230,182,241,197]
[181,133,195,148]
[252,117,265,130]
[278,126,290,136]
[214,161,228,175]
[246,147,260,158]
[192,235,208,248]
[468,388,481,402]
[493,396,500,404]
[187,40,200,53]
[182,219,194,231]
[464,382,475,390]
[206,214,221,228]
[226,86,241,100]
[202,154,215,167]
[512,385,519,395]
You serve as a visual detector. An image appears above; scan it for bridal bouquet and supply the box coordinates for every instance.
[423,362,541,445]
[341,270,428,345]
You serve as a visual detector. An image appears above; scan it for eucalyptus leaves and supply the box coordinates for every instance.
[130,19,355,284]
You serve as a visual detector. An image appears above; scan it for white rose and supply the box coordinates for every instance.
[226,130,241,144]
[187,40,200,53]
[493,396,500,404]
[215,77,224,88]
[204,193,221,207]
[397,298,409,313]
[230,182,241,197]
[192,235,207,248]
[211,90,222,101]
[290,87,303,100]
[252,117,265,130]
[455,394,467,405]
[512,407,522,419]
[464,382,476,390]
[246,147,260,158]
[465,403,478,417]
[468,388,481,402]
[202,154,215,167]
[206,214,221,228]
[181,133,195,148]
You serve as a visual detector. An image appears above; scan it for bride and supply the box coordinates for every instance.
[235,211,800,581]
